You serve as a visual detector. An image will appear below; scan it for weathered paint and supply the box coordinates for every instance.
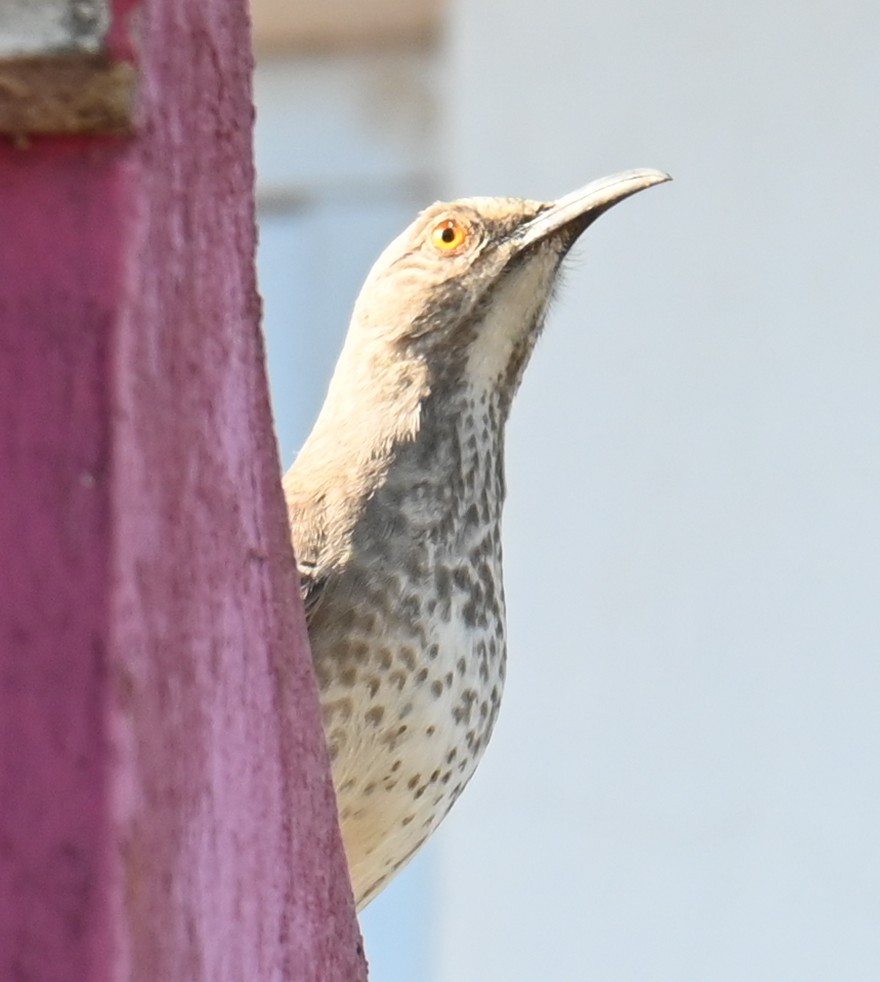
[0,1,367,979]
[0,0,110,56]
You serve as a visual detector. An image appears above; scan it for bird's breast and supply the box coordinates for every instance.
[308,406,509,905]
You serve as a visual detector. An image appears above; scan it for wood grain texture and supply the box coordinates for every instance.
[0,53,135,136]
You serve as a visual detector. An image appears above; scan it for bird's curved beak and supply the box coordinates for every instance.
[517,168,671,250]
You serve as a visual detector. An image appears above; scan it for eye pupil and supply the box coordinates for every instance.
[432,218,467,251]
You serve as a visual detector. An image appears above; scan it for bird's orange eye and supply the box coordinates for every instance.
[431,218,468,252]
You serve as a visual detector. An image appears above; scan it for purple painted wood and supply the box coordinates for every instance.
[0,2,367,979]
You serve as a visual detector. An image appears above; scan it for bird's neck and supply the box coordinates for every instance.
[382,383,508,536]
[285,345,507,570]
[287,337,430,500]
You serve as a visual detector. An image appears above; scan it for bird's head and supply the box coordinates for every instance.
[288,169,670,543]
[344,169,670,412]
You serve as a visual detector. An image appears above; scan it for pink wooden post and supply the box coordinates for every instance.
[0,2,368,979]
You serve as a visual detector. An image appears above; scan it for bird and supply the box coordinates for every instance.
[283,168,670,909]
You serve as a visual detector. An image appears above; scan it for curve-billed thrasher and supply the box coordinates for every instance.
[284,168,670,909]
